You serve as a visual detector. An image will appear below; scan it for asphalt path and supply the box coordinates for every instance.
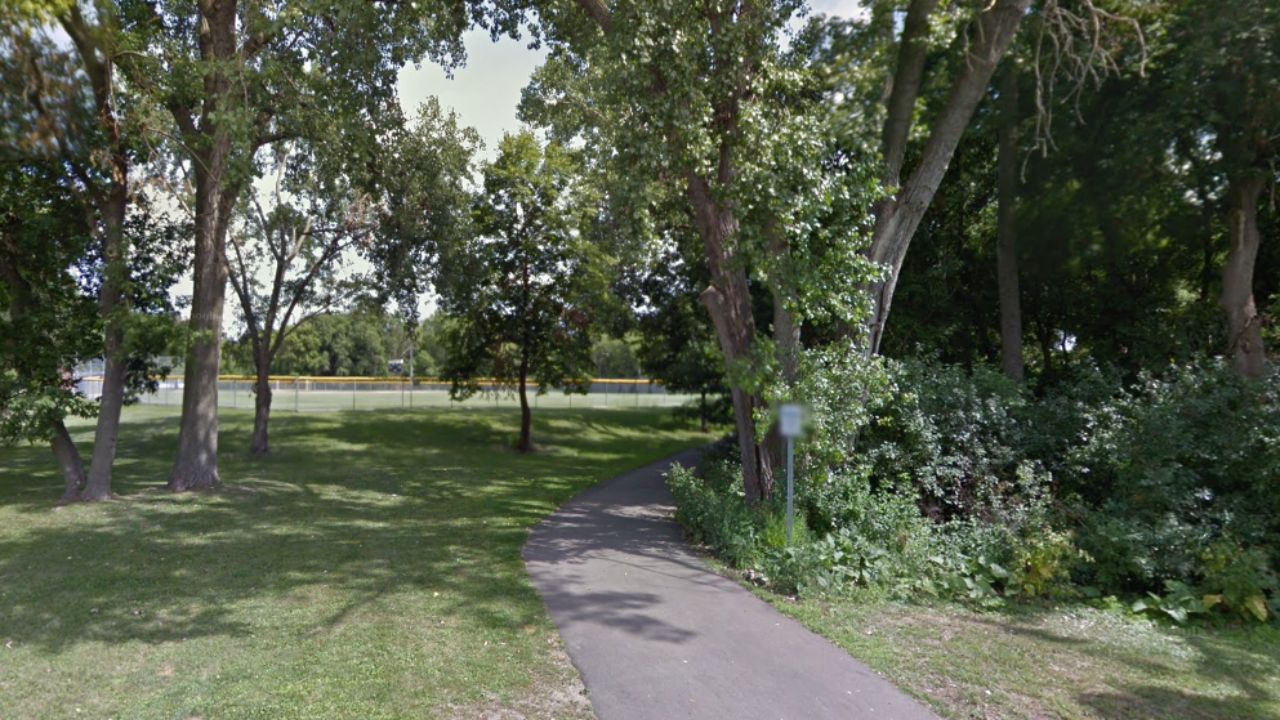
[524,449,940,720]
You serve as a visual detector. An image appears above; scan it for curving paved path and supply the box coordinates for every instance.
[524,449,940,720]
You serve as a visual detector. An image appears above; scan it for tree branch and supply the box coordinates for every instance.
[574,0,612,33]
[881,0,940,188]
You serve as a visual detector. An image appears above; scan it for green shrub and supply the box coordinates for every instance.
[1199,538,1278,623]
[669,461,762,568]
[671,353,1278,618]
[1063,361,1280,596]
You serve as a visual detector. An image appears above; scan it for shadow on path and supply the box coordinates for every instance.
[524,450,942,720]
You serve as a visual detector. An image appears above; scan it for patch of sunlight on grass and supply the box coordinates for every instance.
[766,593,1280,720]
[0,404,708,719]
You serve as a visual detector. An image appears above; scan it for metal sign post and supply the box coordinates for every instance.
[778,403,803,545]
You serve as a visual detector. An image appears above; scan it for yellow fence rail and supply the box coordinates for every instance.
[216,375,664,386]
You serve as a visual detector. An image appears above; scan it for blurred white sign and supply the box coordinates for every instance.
[779,403,803,438]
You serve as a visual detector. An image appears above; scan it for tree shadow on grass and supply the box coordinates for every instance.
[1075,626,1280,720]
[967,606,1280,720]
[0,406,704,659]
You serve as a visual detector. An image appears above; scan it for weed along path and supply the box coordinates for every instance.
[524,450,940,720]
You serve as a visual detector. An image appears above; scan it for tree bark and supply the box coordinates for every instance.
[168,0,239,491]
[52,419,87,502]
[996,67,1024,381]
[517,348,533,453]
[82,187,128,501]
[62,5,130,501]
[251,361,273,456]
[865,0,1032,354]
[766,274,799,486]
[689,174,774,502]
[1220,174,1268,379]
[569,0,776,500]
[881,0,942,188]
[169,174,233,490]
[773,292,801,385]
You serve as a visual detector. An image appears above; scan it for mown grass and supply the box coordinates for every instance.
[0,405,707,719]
[765,593,1280,720]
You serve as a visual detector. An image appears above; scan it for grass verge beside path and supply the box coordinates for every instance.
[762,593,1280,720]
[0,406,706,719]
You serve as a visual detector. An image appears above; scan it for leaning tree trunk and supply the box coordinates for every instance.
[0,244,90,500]
[82,187,129,501]
[250,355,273,456]
[689,174,775,502]
[52,419,87,501]
[996,67,1024,381]
[60,6,131,501]
[1220,174,1268,379]
[865,0,1032,354]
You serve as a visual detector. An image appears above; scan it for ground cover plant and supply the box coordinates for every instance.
[0,405,705,719]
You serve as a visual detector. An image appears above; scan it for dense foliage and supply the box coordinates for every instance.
[672,356,1280,624]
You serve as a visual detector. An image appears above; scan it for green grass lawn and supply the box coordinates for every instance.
[765,593,1280,720]
[0,405,707,719]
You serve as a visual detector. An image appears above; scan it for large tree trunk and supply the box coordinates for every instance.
[881,0,942,187]
[168,0,238,491]
[1220,174,1268,379]
[52,419,87,502]
[82,187,128,501]
[169,174,233,490]
[689,175,774,502]
[865,0,1032,354]
[61,6,130,501]
[517,350,533,454]
[996,67,1024,381]
[250,359,273,457]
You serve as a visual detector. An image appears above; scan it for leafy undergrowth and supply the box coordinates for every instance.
[0,405,706,719]
[763,592,1280,720]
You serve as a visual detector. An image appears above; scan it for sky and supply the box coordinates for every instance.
[396,0,868,158]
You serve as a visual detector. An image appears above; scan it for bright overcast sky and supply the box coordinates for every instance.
[396,0,868,159]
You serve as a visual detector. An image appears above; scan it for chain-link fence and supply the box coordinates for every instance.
[78,375,696,412]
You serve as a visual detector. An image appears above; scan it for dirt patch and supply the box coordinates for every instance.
[444,636,594,720]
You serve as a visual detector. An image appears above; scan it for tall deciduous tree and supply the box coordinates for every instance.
[864,0,1032,354]
[118,0,525,490]
[364,98,483,331]
[227,142,375,457]
[996,66,1024,381]
[858,0,1148,355]
[438,131,596,453]
[530,0,878,501]
[1164,0,1279,378]
[1,4,144,500]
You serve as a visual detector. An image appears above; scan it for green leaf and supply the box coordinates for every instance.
[1244,595,1269,623]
